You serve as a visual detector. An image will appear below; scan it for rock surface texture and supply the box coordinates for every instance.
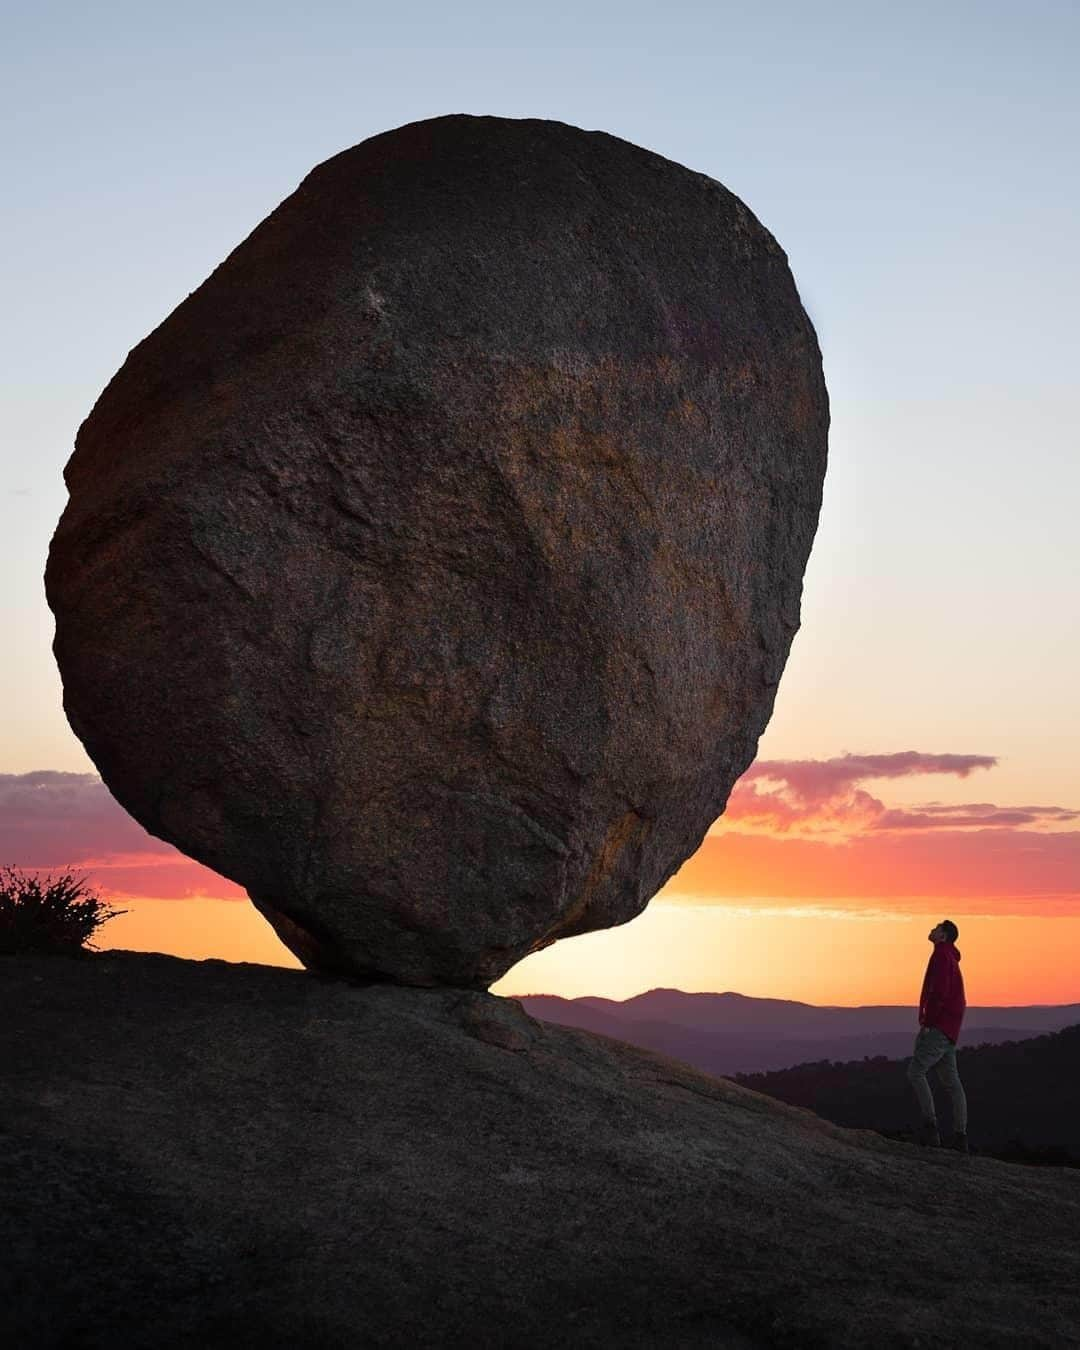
[4,952,1080,1349]
[45,115,828,987]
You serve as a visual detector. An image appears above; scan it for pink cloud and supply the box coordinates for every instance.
[7,754,1078,915]
[875,804,1079,830]
[722,779,887,834]
[742,752,998,799]
[0,771,243,900]
[721,752,1017,836]
[686,751,1080,913]
[0,772,175,866]
[78,860,247,901]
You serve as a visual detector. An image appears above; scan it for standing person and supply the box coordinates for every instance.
[907,920,968,1152]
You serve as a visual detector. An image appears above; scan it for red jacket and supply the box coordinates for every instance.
[919,942,966,1043]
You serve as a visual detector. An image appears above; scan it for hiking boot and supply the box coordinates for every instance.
[946,1131,969,1154]
[915,1119,941,1147]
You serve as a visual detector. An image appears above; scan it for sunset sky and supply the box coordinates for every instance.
[4,2,1079,1005]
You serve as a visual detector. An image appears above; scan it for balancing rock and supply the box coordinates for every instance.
[46,115,828,987]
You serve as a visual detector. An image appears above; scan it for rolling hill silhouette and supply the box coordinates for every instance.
[518,988,1080,1076]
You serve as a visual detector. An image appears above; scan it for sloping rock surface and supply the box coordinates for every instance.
[45,114,828,987]
[3,952,1079,1349]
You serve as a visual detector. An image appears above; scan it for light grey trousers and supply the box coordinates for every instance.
[907,1026,968,1133]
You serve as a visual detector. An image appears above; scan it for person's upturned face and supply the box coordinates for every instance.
[928,924,946,942]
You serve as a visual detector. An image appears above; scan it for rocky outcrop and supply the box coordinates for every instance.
[45,115,828,987]
[4,951,1079,1349]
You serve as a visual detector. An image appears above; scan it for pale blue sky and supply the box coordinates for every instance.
[4,0,1079,808]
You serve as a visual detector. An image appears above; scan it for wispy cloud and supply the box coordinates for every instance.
[0,771,243,899]
[742,752,998,798]
[714,752,1075,838]
[0,772,174,866]
[875,804,1079,830]
[680,752,1080,914]
[5,757,1079,915]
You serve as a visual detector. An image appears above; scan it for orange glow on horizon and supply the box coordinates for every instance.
[96,896,1080,1008]
[15,754,1079,1006]
[99,896,302,970]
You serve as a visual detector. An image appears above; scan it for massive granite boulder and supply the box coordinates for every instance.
[45,115,828,987]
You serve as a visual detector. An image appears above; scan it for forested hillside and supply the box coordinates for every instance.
[735,1024,1080,1164]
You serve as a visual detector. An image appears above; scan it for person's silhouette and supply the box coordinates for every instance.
[907,919,968,1151]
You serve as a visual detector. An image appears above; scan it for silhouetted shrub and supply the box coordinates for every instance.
[0,867,126,956]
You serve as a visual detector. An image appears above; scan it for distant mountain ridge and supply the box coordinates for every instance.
[517,988,1080,1077]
